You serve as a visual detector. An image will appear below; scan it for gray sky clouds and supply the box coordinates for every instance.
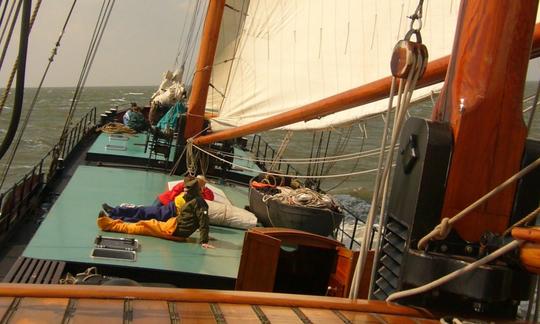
[1,0,198,87]
[0,1,537,88]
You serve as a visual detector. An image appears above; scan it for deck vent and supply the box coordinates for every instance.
[372,217,407,300]
[91,235,139,261]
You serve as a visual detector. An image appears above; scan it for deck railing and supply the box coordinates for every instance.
[247,134,300,175]
[59,108,97,160]
[246,134,372,251]
[334,205,376,251]
[0,108,97,243]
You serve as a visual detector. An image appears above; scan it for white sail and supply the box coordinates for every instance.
[206,0,460,131]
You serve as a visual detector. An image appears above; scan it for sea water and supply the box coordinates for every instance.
[0,83,538,223]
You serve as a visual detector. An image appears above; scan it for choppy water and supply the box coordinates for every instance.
[0,83,538,216]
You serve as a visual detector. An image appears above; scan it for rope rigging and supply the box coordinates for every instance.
[0,1,12,48]
[349,0,429,299]
[0,0,41,164]
[58,0,115,155]
[0,0,77,191]
[0,0,23,113]
[0,0,19,78]
[188,142,386,179]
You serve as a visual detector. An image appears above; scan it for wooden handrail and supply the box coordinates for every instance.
[0,283,434,318]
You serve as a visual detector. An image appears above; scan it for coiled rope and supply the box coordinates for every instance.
[98,122,136,135]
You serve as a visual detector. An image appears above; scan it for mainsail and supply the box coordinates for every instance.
[206,0,459,131]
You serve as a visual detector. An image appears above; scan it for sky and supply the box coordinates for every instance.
[0,0,201,87]
[0,0,538,88]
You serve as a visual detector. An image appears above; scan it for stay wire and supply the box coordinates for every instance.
[60,0,115,150]
[0,0,42,164]
[0,0,18,75]
[0,0,21,114]
[0,0,76,191]
[0,0,11,50]
[59,0,108,141]
[173,0,196,68]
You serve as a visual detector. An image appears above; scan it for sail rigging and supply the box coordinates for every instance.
[206,0,459,132]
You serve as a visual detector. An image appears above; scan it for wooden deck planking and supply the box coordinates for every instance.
[175,302,216,323]
[131,300,172,324]
[69,299,124,322]
[8,297,68,323]
[259,305,304,323]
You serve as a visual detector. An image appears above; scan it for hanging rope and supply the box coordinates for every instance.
[0,0,42,163]
[0,0,23,116]
[0,0,20,79]
[0,1,11,43]
[0,0,76,191]
[349,0,429,299]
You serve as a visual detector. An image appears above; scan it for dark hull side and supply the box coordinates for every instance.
[249,187,343,237]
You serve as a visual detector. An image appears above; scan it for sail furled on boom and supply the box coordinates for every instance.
[206,0,459,131]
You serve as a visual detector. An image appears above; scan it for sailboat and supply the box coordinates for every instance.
[0,0,538,322]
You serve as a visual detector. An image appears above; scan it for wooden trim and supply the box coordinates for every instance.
[184,0,226,139]
[250,227,345,250]
[432,0,538,241]
[512,227,540,243]
[0,284,434,318]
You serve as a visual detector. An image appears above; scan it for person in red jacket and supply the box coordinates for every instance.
[157,175,214,206]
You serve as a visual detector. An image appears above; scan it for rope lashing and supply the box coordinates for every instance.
[417,156,540,250]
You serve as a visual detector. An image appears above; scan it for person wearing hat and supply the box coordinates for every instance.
[157,175,214,206]
[98,179,213,248]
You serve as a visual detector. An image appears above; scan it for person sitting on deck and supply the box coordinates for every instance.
[126,106,148,132]
[123,102,137,125]
[156,175,214,206]
[97,178,214,248]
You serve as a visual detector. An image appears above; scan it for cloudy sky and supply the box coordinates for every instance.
[0,0,538,88]
[0,0,200,87]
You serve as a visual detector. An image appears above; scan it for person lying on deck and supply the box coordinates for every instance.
[156,174,214,206]
[97,179,214,249]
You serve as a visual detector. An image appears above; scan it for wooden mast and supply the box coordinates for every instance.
[184,0,226,139]
[193,24,540,146]
[431,0,539,242]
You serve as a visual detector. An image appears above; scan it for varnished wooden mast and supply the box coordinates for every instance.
[193,23,540,146]
[431,0,539,242]
[184,0,226,139]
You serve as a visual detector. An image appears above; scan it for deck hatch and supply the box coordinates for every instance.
[94,235,139,251]
[91,248,136,261]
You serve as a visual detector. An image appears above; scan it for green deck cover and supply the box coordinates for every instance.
[87,132,174,161]
[24,166,248,279]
